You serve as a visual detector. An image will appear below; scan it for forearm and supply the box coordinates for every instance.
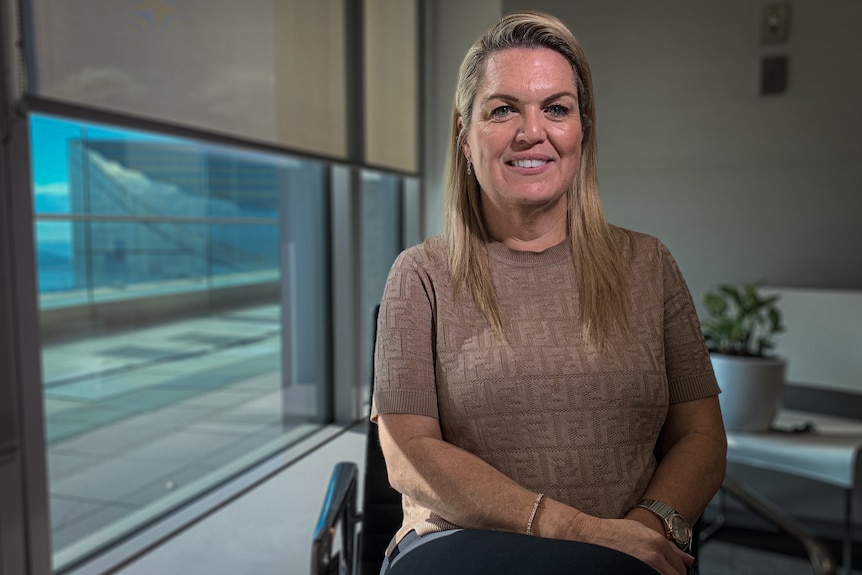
[627,429,727,530]
[378,414,584,538]
[384,431,581,537]
[379,413,693,574]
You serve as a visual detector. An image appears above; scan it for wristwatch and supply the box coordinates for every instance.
[635,499,692,550]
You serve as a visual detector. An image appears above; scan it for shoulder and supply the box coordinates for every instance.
[610,225,669,261]
[393,235,447,272]
[380,236,451,324]
[611,226,687,291]
[386,235,452,295]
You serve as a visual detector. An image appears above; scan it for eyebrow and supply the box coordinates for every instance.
[483,91,578,105]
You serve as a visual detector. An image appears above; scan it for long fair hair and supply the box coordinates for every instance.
[444,11,629,345]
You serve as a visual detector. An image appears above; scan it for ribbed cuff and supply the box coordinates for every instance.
[670,372,720,404]
[371,389,440,420]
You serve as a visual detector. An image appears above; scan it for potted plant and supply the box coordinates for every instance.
[701,282,786,432]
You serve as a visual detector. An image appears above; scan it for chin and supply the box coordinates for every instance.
[514,189,566,206]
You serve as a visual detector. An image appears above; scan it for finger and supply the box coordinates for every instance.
[679,551,695,567]
[644,543,686,575]
[651,555,684,575]
[664,545,688,575]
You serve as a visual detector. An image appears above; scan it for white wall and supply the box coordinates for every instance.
[426,0,862,305]
[421,0,501,237]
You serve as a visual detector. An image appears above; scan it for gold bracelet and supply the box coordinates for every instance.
[525,492,544,535]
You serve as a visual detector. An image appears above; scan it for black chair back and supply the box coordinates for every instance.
[357,305,403,574]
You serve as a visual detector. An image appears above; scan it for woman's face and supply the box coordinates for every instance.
[462,47,583,215]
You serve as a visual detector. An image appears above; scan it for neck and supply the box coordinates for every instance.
[483,197,568,252]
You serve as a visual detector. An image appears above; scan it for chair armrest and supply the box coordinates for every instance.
[312,461,361,575]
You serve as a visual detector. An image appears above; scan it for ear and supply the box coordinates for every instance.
[457,117,471,158]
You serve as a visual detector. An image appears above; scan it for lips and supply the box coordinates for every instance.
[508,159,549,168]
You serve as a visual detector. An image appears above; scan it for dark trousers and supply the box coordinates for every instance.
[380,529,659,575]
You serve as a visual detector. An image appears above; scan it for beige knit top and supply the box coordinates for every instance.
[371,229,719,546]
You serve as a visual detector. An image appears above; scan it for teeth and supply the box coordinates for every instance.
[510,159,547,168]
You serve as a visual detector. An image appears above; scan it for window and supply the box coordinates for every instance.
[31,113,331,569]
[359,170,404,401]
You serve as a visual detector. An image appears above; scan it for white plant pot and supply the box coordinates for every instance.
[711,354,787,432]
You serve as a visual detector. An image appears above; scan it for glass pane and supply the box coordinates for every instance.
[360,170,403,400]
[30,113,330,569]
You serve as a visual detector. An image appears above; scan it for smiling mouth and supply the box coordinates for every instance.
[508,159,548,168]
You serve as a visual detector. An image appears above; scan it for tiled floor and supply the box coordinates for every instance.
[42,304,325,570]
[43,305,285,442]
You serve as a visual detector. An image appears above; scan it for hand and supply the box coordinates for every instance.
[574,516,694,575]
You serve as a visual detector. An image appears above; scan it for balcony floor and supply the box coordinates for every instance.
[42,304,324,570]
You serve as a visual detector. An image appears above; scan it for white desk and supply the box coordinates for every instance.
[726,410,862,574]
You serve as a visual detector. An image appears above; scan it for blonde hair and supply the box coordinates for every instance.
[444,11,628,345]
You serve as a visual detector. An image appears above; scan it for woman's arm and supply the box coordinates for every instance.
[626,241,727,534]
[626,395,727,532]
[378,412,543,532]
[378,412,694,575]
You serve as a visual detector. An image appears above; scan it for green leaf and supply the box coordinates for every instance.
[700,282,783,358]
[703,293,727,316]
[768,308,783,332]
[762,294,780,306]
[718,285,743,307]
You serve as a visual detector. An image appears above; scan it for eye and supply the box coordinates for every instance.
[490,105,514,119]
[546,104,571,119]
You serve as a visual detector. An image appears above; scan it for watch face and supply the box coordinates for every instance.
[669,515,692,545]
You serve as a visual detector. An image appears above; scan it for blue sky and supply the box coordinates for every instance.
[30,113,174,246]
[31,113,171,189]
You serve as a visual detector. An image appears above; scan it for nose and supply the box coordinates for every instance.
[516,108,546,144]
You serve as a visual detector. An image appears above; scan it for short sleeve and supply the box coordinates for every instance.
[370,247,440,421]
[659,242,720,403]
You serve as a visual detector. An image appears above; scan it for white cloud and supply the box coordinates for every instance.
[88,151,180,196]
[86,151,239,217]
[35,182,69,196]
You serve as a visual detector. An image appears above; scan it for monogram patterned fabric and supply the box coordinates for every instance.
[371,228,718,542]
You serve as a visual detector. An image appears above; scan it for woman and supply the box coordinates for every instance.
[372,11,726,575]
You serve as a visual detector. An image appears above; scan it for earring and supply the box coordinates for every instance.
[466,158,472,176]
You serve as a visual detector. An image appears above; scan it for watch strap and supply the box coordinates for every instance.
[637,498,677,520]
[635,498,692,549]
